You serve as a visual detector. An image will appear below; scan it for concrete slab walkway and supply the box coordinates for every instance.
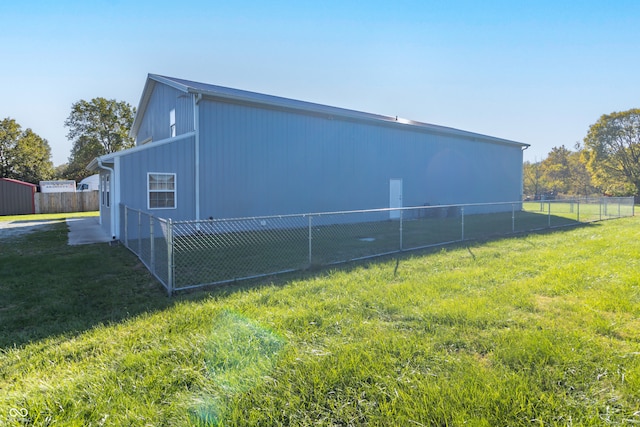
[66,217,112,245]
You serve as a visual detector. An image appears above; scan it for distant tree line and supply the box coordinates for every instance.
[0,118,54,183]
[524,108,640,201]
[0,98,135,185]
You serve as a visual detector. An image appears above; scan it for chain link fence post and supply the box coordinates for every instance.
[618,198,621,218]
[308,215,313,267]
[124,205,128,248]
[599,198,603,221]
[399,209,403,251]
[138,210,142,253]
[150,215,155,273]
[461,207,465,241]
[166,218,174,296]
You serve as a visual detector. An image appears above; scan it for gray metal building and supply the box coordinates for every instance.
[89,74,529,239]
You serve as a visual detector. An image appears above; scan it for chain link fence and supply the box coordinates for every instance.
[121,205,171,288]
[120,197,635,295]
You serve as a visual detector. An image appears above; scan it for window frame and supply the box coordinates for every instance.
[147,172,177,210]
[101,174,110,208]
[100,175,105,206]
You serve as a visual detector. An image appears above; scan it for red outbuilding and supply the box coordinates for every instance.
[0,178,36,216]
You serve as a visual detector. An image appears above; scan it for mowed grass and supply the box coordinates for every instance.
[1,216,640,426]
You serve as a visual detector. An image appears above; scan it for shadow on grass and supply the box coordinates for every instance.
[0,222,209,349]
[0,217,603,349]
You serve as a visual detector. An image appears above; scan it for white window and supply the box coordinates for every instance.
[170,109,176,137]
[101,175,105,206]
[148,173,176,209]
[106,174,110,207]
[101,174,110,208]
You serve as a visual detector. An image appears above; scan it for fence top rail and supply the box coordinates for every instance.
[121,196,634,226]
[170,201,530,225]
[120,205,169,223]
[539,197,634,204]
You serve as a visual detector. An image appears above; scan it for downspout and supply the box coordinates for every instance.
[97,158,116,240]
[194,93,202,222]
[521,145,529,203]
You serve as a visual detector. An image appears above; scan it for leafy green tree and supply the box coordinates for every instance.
[0,118,21,178]
[12,128,54,183]
[0,117,54,183]
[523,160,542,198]
[569,144,597,196]
[540,146,573,194]
[64,98,135,181]
[524,145,597,198]
[53,163,69,179]
[583,109,640,196]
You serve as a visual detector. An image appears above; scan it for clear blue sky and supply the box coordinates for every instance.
[1,0,639,166]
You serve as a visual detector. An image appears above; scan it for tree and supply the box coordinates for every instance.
[524,145,598,198]
[583,109,640,196]
[540,145,573,194]
[523,160,542,198]
[64,98,135,181]
[0,117,54,183]
[12,128,54,183]
[569,143,597,196]
[53,163,69,179]
[0,118,21,178]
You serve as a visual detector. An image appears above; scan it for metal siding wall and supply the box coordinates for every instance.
[136,85,194,144]
[422,137,524,206]
[0,180,35,215]
[197,100,523,219]
[119,137,196,221]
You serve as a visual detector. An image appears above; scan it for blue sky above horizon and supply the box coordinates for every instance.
[1,0,639,166]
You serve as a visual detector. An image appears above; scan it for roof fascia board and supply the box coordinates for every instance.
[130,77,156,139]
[148,74,191,92]
[0,178,37,187]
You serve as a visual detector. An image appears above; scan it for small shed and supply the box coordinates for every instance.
[0,178,36,216]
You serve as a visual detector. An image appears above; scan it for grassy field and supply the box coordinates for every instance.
[1,215,639,425]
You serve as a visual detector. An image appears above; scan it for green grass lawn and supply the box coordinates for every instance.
[1,216,639,425]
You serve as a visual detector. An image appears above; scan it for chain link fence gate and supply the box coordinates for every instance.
[120,197,635,295]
